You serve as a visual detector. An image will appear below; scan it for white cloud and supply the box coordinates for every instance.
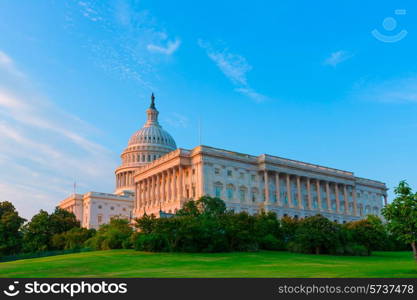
[0,50,117,219]
[70,1,180,90]
[164,112,188,128]
[324,50,353,67]
[235,87,266,102]
[198,39,266,102]
[198,40,251,86]
[77,1,102,22]
[0,51,25,78]
[352,76,417,103]
[147,39,181,55]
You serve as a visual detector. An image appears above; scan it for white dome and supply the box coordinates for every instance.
[114,94,177,195]
[128,125,176,149]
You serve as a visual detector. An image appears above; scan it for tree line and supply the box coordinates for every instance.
[0,181,416,262]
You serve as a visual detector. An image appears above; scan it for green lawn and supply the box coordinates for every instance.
[0,250,416,278]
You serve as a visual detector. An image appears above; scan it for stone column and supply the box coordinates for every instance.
[134,183,138,211]
[335,183,340,213]
[275,172,281,206]
[140,181,144,208]
[136,181,141,210]
[343,184,349,214]
[161,172,165,203]
[189,168,193,199]
[200,162,205,197]
[296,176,302,209]
[306,177,312,210]
[383,194,387,206]
[264,171,270,204]
[171,168,176,202]
[325,181,331,211]
[179,166,184,201]
[316,180,322,211]
[151,176,156,206]
[159,173,163,206]
[286,174,292,208]
[352,186,358,216]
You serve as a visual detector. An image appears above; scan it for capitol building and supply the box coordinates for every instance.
[59,95,388,229]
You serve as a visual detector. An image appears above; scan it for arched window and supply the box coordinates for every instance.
[213,182,223,198]
[239,186,247,203]
[226,184,234,201]
[251,188,258,203]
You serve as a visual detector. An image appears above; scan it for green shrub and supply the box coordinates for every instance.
[259,234,284,250]
[134,233,168,252]
[52,227,95,250]
[291,215,339,255]
[85,218,133,250]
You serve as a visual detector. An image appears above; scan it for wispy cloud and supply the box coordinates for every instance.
[70,1,180,90]
[0,51,25,78]
[198,39,266,102]
[235,87,267,102]
[164,112,189,128]
[0,50,117,219]
[324,50,353,67]
[147,39,181,55]
[77,1,102,22]
[351,76,417,103]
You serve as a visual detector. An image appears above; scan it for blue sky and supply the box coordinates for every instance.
[0,0,416,219]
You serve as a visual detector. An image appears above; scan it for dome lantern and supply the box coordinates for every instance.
[114,93,177,195]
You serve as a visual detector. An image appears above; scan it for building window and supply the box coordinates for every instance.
[214,168,220,175]
[239,189,246,202]
[98,215,103,224]
[215,185,222,198]
[251,175,256,181]
[110,206,114,210]
[227,170,233,177]
[239,172,244,179]
[98,205,102,209]
[227,186,234,200]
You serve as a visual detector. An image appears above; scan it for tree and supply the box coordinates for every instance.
[51,227,96,250]
[0,201,26,256]
[253,211,284,250]
[22,208,80,252]
[22,210,51,252]
[292,215,339,254]
[346,216,385,255]
[85,218,133,250]
[382,180,417,262]
[49,207,80,235]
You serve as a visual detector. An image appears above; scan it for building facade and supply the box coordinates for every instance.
[132,146,388,223]
[59,192,133,229]
[60,94,388,228]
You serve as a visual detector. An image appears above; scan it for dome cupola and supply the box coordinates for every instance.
[115,94,177,195]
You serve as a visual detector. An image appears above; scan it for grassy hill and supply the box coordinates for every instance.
[0,250,416,278]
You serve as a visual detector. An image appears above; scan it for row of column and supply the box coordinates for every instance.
[135,162,205,210]
[116,171,134,188]
[263,171,358,216]
[136,166,186,209]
